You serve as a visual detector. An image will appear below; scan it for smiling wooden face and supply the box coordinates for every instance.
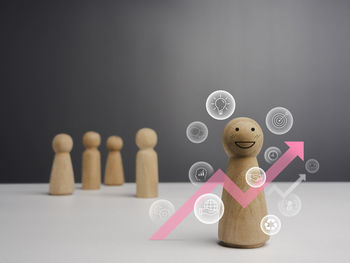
[222,117,264,158]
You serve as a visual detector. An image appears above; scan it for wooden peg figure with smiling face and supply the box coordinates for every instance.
[218,117,269,248]
[222,117,264,158]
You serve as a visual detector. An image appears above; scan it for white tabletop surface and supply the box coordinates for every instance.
[0,182,349,263]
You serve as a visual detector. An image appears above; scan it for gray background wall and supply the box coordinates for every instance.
[1,0,349,183]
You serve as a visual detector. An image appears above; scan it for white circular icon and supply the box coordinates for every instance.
[206,90,236,120]
[266,107,293,135]
[260,214,281,236]
[188,161,214,186]
[245,167,266,188]
[186,121,208,143]
[278,193,302,217]
[305,159,320,174]
[194,193,224,224]
[149,200,175,225]
[264,146,282,164]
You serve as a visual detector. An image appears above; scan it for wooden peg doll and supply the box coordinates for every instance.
[104,136,125,185]
[82,131,101,190]
[135,128,158,198]
[49,134,75,195]
[218,117,269,248]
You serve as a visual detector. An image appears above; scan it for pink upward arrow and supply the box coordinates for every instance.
[150,141,304,240]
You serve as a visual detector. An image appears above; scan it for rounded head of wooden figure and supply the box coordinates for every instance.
[222,117,264,158]
[135,128,157,149]
[106,136,123,151]
[83,131,101,148]
[52,133,73,153]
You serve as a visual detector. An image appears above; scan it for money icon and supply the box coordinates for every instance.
[245,167,266,188]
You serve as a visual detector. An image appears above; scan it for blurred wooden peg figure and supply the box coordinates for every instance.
[136,128,158,198]
[104,136,125,185]
[49,134,75,195]
[82,131,101,190]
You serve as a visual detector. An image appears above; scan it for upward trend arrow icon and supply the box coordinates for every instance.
[267,173,306,198]
[150,141,304,240]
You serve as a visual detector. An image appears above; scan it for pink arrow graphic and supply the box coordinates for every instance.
[150,141,304,240]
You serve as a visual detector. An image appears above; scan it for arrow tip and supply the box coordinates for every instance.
[299,173,306,181]
[285,141,304,161]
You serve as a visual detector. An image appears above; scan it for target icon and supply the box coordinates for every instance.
[266,107,293,135]
[272,113,288,128]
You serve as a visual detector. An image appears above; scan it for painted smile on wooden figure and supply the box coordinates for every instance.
[234,141,256,149]
[224,118,263,158]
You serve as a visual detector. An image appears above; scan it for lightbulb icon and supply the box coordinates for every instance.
[206,90,235,120]
[214,97,227,115]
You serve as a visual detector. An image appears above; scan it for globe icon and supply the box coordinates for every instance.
[194,193,224,224]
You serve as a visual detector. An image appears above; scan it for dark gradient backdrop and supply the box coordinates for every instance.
[1,0,349,183]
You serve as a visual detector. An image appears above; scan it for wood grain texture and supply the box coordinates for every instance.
[218,117,269,248]
[49,134,75,195]
[104,136,125,185]
[82,131,101,190]
[135,128,158,198]
[219,157,269,247]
